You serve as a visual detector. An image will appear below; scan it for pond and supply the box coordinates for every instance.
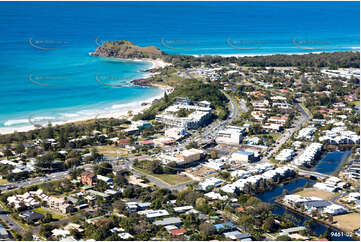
[312,150,351,175]
[256,178,356,241]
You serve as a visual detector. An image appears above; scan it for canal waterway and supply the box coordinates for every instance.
[256,177,356,241]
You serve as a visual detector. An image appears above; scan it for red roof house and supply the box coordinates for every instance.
[169,228,187,236]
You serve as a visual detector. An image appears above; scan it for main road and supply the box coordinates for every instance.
[0,170,69,193]
[260,101,311,163]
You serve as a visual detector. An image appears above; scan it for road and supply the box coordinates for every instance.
[198,90,243,141]
[0,211,23,233]
[0,170,69,193]
[296,169,331,180]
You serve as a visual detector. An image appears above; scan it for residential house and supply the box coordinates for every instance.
[19,210,44,223]
[199,177,225,191]
[169,228,187,236]
[153,217,182,226]
[47,196,74,214]
[223,231,251,240]
[81,172,97,186]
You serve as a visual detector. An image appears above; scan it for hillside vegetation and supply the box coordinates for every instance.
[91,40,165,59]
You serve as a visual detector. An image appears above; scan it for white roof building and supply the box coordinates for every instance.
[230,170,251,179]
[323,204,347,215]
[138,209,169,219]
[173,206,193,213]
[296,126,316,140]
[216,126,245,145]
[221,184,238,194]
[118,233,133,240]
[275,149,295,162]
[199,177,225,191]
[293,143,322,166]
[313,182,338,193]
[319,126,360,145]
[204,159,225,170]
[52,229,70,238]
[204,191,228,201]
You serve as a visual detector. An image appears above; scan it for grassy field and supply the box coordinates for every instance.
[95,145,128,157]
[134,167,191,185]
[351,100,360,106]
[295,189,336,200]
[32,207,66,221]
[334,213,360,232]
[0,179,9,185]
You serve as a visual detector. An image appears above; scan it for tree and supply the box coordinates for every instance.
[210,151,217,159]
[39,224,56,239]
[41,213,53,223]
[199,223,215,239]
[195,197,207,208]
[95,180,108,192]
[15,143,25,154]
[276,235,292,241]
[22,230,33,241]
[164,91,169,103]
[262,217,277,232]
[94,162,112,176]
[70,229,82,240]
[4,148,13,158]
[149,160,163,174]
[238,215,254,231]
[36,153,54,169]
[163,161,177,174]
[114,174,128,186]
[112,200,126,213]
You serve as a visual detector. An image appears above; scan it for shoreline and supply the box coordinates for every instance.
[0,58,173,135]
[0,86,170,135]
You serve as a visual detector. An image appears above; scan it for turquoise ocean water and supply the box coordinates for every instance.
[0,2,359,132]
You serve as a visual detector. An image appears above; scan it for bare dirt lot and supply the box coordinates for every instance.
[295,188,336,200]
[333,213,360,232]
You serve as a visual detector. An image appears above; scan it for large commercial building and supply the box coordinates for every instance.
[216,126,246,145]
[175,148,204,164]
[155,101,212,129]
[160,148,204,165]
[231,150,255,163]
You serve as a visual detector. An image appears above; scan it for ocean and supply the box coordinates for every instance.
[0,2,359,133]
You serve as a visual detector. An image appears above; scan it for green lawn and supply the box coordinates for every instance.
[134,167,191,185]
[252,133,280,140]
[32,207,66,220]
[0,179,9,185]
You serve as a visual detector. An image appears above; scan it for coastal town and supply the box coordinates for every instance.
[0,42,359,241]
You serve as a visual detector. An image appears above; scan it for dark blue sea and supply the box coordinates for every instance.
[0,2,359,132]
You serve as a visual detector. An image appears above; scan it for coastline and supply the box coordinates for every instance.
[0,58,173,135]
[193,49,360,58]
[0,86,170,135]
